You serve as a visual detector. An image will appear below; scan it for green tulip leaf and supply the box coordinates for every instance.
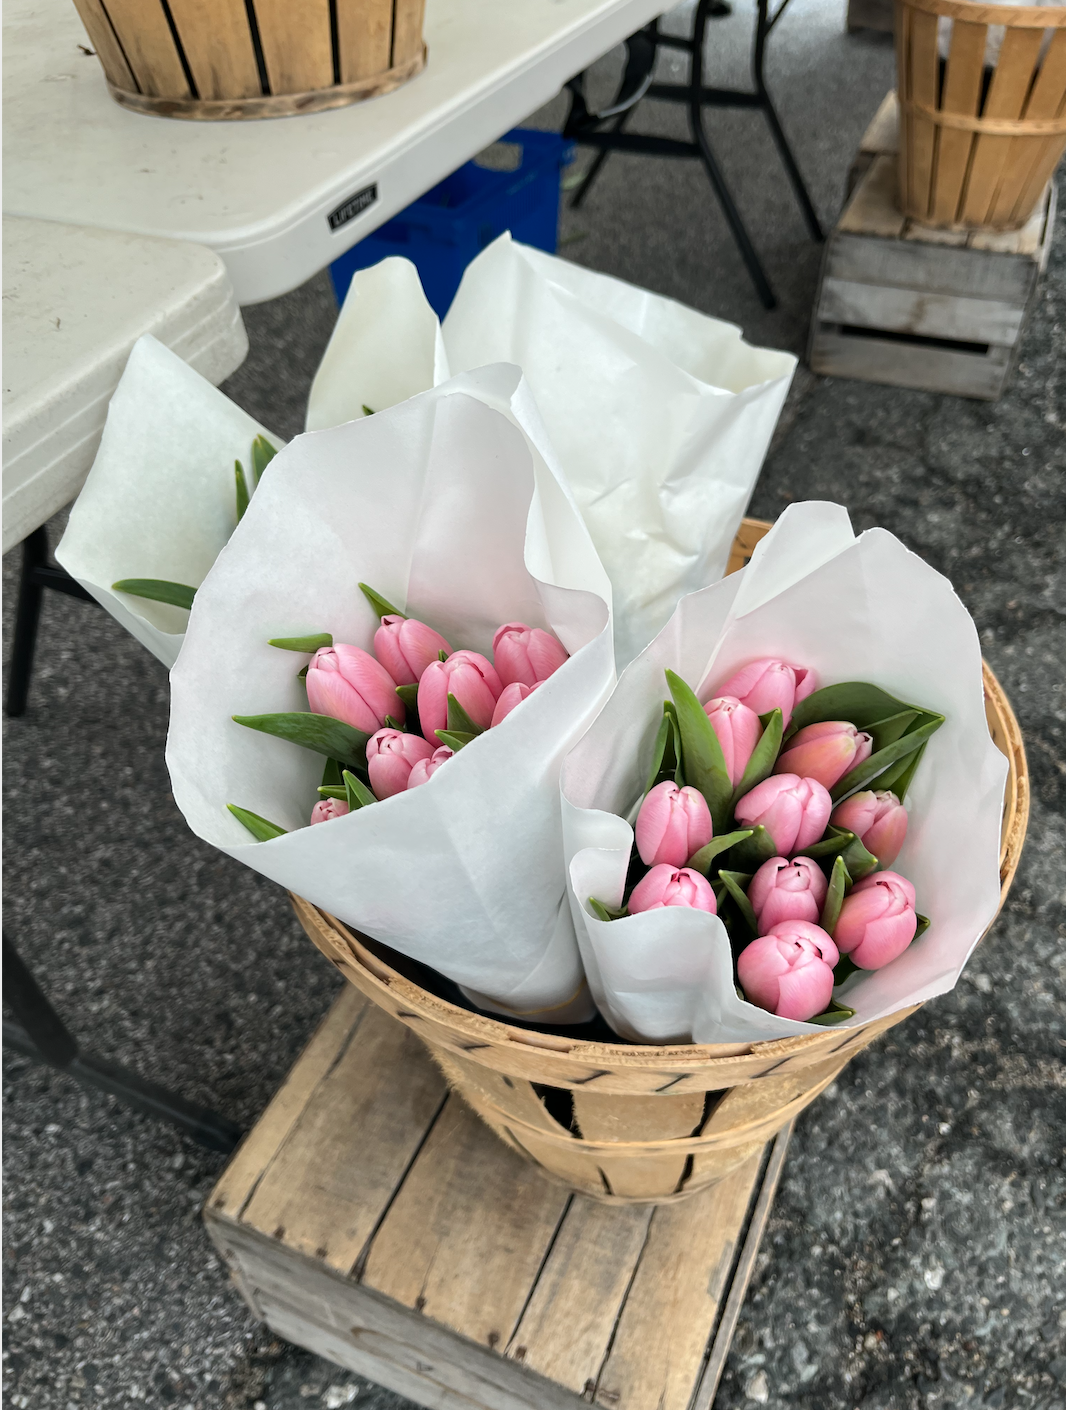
[831,714,945,802]
[665,669,732,832]
[232,712,369,768]
[729,708,783,811]
[587,897,627,923]
[234,459,251,522]
[343,769,377,810]
[808,1003,857,1027]
[868,709,920,752]
[726,825,779,874]
[821,854,849,935]
[786,681,920,738]
[227,804,288,842]
[438,648,449,662]
[362,404,375,417]
[873,741,927,802]
[269,632,333,653]
[251,435,277,481]
[840,831,879,881]
[321,756,344,789]
[317,785,347,800]
[434,728,476,752]
[111,579,197,611]
[359,582,405,621]
[384,714,405,732]
[685,830,754,876]
[718,870,758,934]
[914,912,931,942]
[832,954,860,986]
[643,713,671,796]
[395,683,419,714]
[803,827,853,859]
[297,666,309,681]
[447,693,484,737]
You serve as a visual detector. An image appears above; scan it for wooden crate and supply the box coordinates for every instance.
[205,986,792,1410]
[809,147,1056,399]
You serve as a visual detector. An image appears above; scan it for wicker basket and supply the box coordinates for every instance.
[895,0,1066,229]
[72,0,426,120]
[294,518,1030,1204]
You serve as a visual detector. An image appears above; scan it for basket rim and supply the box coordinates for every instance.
[897,0,1066,26]
[295,564,1029,1071]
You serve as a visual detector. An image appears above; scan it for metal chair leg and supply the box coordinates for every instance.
[570,109,630,209]
[5,527,48,718]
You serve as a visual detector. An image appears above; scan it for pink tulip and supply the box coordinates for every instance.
[831,790,908,867]
[406,745,454,789]
[748,856,828,932]
[703,696,762,787]
[417,650,503,737]
[833,871,917,970]
[775,720,873,790]
[715,658,817,727]
[738,921,839,1021]
[491,680,541,727]
[365,728,435,799]
[734,774,832,856]
[310,798,350,825]
[306,644,403,734]
[373,614,451,686]
[628,865,717,915]
[635,781,714,868]
[492,622,569,688]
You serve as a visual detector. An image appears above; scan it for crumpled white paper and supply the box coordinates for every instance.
[167,364,614,1019]
[306,237,796,667]
[56,336,281,669]
[561,501,1008,1045]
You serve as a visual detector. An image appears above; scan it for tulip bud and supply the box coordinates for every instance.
[492,622,569,688]
[306,644,403,734]
[628,864,717,914]
[417,650,503,737]
[491,680,540,727]
[774,720,873,790]
[703,696,762,787]
[373,614,451,686]
[830,790,908,867]
[734,774,832,856]
[748,856,828,932]
[310,798,350,825]
[833,870,917,970]
[715,658,817,727]
[635,781,714,868]
[406,745,454,789]
[738,921,839,1021]
[365,728,435,799]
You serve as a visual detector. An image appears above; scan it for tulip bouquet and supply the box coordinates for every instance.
[585,653,939,1027]
[166,365,615,1020]
[562,502,1007,1045]
[227,591,571,836]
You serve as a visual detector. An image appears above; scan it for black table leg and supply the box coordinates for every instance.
[3,935,242,1155]
[753,0,825,242]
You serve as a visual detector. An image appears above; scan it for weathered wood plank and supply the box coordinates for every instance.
[960,27,1043,227]
[825,229,1039,303]
[207,985,367,1220]
[932,19,988,225]
[809,327,1014,400]
[592,1152,763,1410]
[840,155,906,239]
[819,276,1025,345]
[506,1199,654,1393]
[241,1003,447,1271]
[362,1095,571,1345]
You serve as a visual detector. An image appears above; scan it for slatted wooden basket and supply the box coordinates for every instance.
[295,519,1029,1204]
[896,0,1066,229]
[72,0,426,120]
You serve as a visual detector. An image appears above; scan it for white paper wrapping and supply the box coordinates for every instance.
[167,364,614,1018]
[561,501,1008,1045]
[307,237,796,667]
[56,336,281,669]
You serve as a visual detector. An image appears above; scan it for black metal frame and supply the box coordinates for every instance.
[562,0,824,309]
[3,935,243,1154]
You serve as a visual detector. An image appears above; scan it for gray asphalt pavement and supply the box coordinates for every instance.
[4,2,1064,1408]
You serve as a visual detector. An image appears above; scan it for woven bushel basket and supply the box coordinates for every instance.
[295,520,1030,1204]
[72,0,426,120]
[895,0,1066,229]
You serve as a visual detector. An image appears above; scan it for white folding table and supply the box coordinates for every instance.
[4,0,670,305]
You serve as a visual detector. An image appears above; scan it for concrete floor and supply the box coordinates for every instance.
[4,2,1065,1408]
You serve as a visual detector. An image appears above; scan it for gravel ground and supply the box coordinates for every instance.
[4,2,1065,1407]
